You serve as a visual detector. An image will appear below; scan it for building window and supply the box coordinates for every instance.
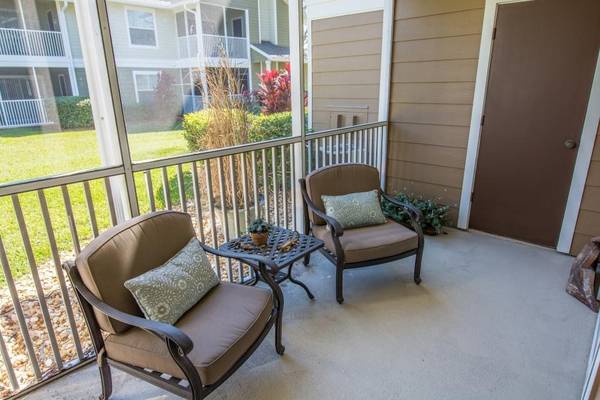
[133,71,160,103]
[176,11,196,37]
[126,9,157,47]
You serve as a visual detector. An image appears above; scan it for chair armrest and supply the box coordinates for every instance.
[299,179,344,237]
[198,243,283,310]
[380,191,423,223]
[63,261,193,354]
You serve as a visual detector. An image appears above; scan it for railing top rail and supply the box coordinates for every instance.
[0,27,63,35]
[181,33,245,40]
[306,121,387,140]
[0,166,125,197]
[132,135,301,172]
[0,122,387,197]
[0,98,46,103]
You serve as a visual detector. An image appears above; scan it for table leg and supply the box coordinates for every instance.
[287,263,315,300]
[258,261,285,355]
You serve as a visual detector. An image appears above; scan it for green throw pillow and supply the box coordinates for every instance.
[124,238,219,325]
[321,190,387,229]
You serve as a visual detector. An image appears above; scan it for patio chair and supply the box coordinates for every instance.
[63,211,284,400]
[300,163,424,304]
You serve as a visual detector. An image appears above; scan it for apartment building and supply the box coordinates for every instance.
[0,0,290,129]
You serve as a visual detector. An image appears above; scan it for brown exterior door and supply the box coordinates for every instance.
[469,0,600,247]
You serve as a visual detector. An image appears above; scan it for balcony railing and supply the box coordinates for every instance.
[0,121,386,397]
[0,99,52,128]
[0,28,65,57]
[178,34,248,60]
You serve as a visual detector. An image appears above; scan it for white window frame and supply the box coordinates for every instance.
[125,7,158,48]
[132,70,160,103]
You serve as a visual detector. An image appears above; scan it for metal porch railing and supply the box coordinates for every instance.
[0,28,65,57]
[0,121,387,398]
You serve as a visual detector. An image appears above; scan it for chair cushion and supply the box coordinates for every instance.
[305,164,380,226]
[104,283,273,385]
[124,238,220,325]
[322,190,386,229]
[76,211,196,334]
[313,219,418,264]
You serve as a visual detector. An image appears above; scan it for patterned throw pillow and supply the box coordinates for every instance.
[321,190,387,229]
[124,238,219,325]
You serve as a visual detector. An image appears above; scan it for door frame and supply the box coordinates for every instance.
[457,0,600,253]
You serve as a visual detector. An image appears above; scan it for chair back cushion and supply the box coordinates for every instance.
[305,163,381,225]
[75,211,196,334]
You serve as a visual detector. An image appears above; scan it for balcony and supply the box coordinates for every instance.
[178,34,248,60]
[0,28,65,58]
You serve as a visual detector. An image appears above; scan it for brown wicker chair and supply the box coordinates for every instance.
[300,163,424,304]
[64,211,284,400]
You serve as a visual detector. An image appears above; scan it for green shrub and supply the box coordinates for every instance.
[382,192,450,235]
[182,110,293,152]
[55,96,94,129]
[248,112,292,142]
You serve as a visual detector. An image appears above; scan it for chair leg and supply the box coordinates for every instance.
[97,349,112,400]
[336,263,344,304]
[414,248,423,285]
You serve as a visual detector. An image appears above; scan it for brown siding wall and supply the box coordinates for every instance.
[571,123,600,255]
[310,11,383,131]
[386,0,484,223]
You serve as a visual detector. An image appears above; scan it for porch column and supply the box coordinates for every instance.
[56,1,79,96]
[377,0,394,189]
[289,0,305,231]
[74,0,132,221]
[193,2,210,107]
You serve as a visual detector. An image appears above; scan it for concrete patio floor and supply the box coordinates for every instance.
[25,229,596,400]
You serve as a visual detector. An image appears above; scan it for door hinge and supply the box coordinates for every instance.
[492,27,497,40]
[480,114,485,126]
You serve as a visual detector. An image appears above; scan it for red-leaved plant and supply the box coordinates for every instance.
[254,64,292,114]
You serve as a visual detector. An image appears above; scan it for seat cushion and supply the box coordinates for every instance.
[313,219,418,264]
[105,283,273,385]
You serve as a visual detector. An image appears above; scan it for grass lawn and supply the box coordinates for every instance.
[0,128,188,284]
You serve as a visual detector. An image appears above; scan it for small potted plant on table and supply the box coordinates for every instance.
[248,218,270,246]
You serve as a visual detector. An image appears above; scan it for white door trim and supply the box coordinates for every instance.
[557,53,600,253]
[457,0,600,254]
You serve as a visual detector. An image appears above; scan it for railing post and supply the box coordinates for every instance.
[289,0,306,232]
